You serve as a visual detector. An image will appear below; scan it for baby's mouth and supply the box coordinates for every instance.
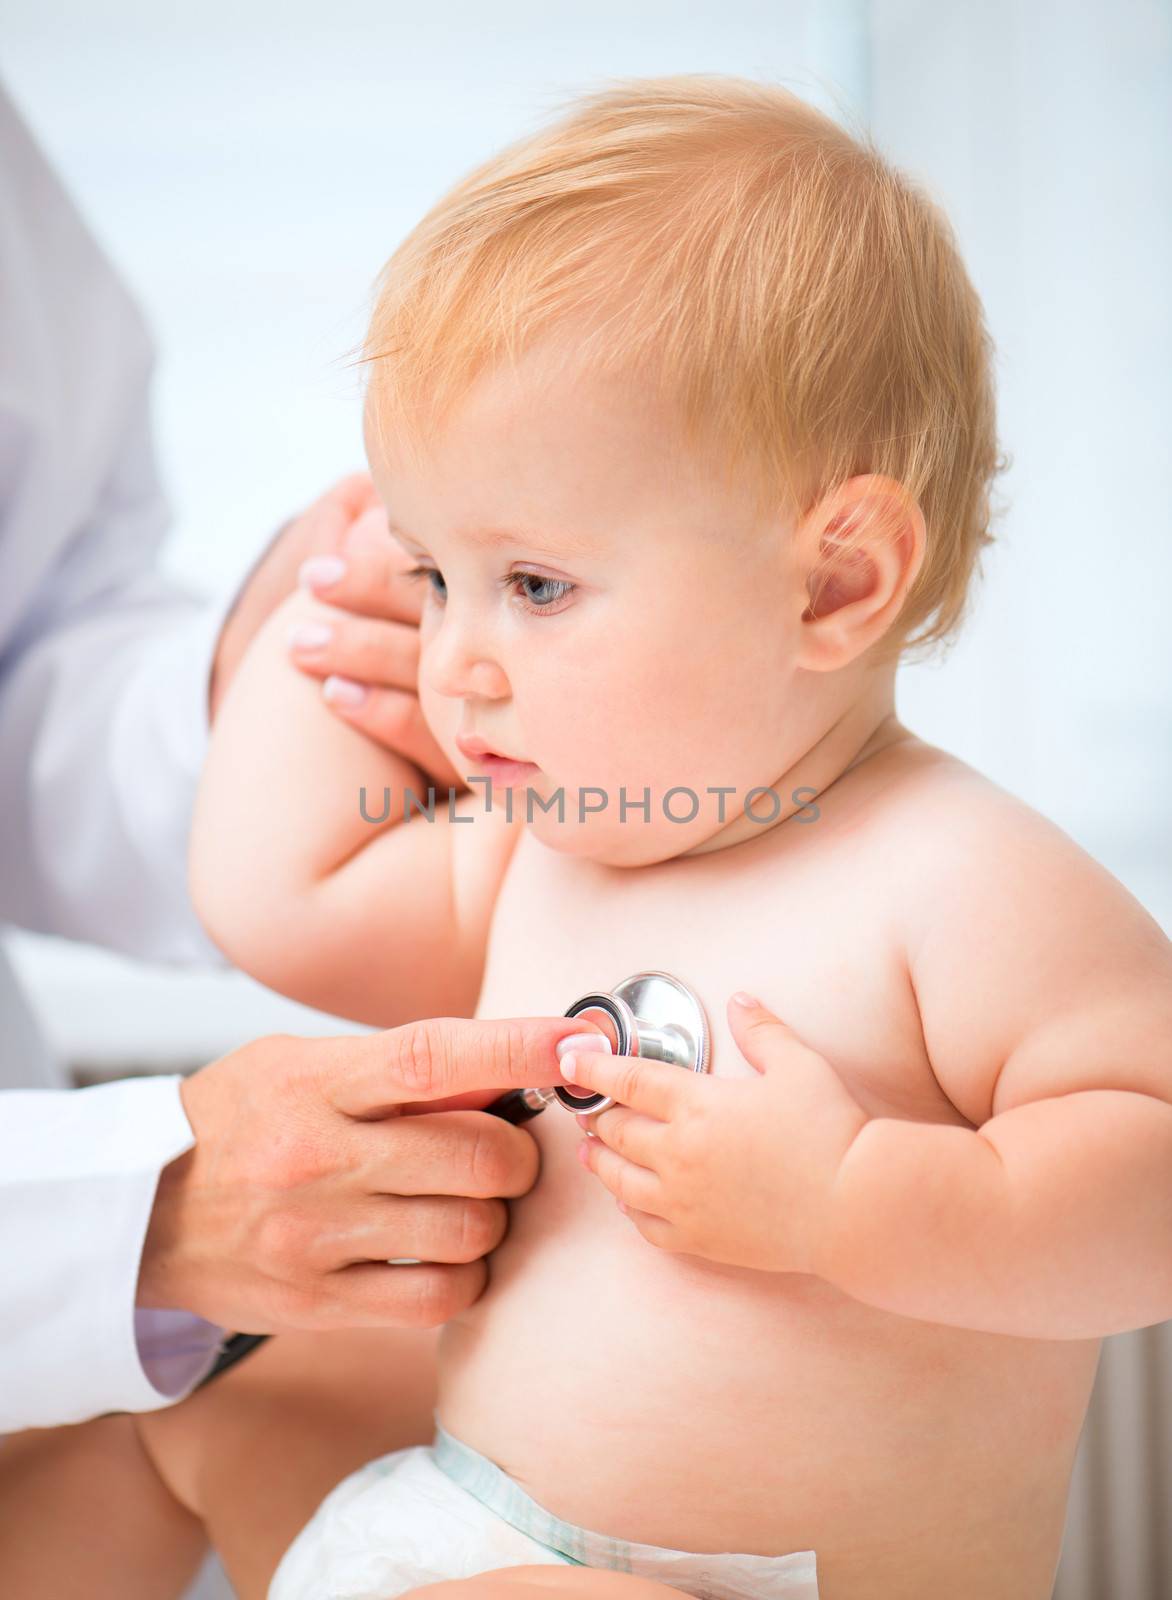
[455,735,540,789]
[470,753,539,785]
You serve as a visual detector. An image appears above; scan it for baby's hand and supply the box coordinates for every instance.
[564,993,870,1275]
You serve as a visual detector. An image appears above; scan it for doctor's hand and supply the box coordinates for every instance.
[564,992,870,1276]
[136,1015,580,1335]
[286,477,461,789]
[211,473,459,789]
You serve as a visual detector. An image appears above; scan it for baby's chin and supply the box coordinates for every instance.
[523,805,714,868]
[451,763,725,864]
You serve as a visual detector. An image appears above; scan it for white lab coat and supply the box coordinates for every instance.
[0,82,240,1431]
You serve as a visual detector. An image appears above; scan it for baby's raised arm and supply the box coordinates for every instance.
[190,588,520,1025]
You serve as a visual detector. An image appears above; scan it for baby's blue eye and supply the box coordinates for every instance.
[513,572,573,609]
[402,562,573,615]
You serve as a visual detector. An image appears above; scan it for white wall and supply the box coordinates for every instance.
[2,0,1167,1071]
[871,0,1172,929]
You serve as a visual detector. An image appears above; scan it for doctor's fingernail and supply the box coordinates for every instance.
[288,622,334,652]
[556,1032,613,1064]
[323,674,368,707]
[299,555,347,591]
[731,991,762,1009]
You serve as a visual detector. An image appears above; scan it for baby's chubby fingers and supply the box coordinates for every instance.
[576,1129,668,1219]
[582,1103,666,1170]
[726,991,869,1141]
[557,1045,694,1121]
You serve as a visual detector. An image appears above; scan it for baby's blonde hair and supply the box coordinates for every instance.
[363,74,1008,660]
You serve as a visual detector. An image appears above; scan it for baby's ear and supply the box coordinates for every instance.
[803,522,878,618]
[797,474,926,670]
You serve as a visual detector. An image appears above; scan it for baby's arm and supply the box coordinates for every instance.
[191,588,520,1025]
[818,782,1172,1339]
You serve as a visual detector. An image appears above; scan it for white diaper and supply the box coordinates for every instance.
[268,1419,819,1600]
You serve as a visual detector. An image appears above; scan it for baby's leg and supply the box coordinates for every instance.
[138,1323,441,1600]
[0,1412,207,1598]
[133,1334,692,1600]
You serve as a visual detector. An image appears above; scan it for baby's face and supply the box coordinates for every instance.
[366,337,814,865]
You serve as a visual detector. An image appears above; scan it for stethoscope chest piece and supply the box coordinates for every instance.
[555,969,710,1116]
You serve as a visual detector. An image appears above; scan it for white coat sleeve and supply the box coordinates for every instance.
[0,79,243,964]
[0,1074,224,1431]
[0,380,239,964]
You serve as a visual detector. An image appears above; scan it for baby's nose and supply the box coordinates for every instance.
[424,643,509,701]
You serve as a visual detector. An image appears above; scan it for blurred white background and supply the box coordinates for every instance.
[2,0,1168,1065]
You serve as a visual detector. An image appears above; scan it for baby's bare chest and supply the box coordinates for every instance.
[477,826,964,1126]
[446,823,1097,1573]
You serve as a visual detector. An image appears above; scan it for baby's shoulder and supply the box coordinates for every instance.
[854,738,1172,1125]
[857,737,1094,885]
[865,739,1141,929]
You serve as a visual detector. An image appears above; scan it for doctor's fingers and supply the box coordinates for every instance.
[312,470,382,527]
[342,686,460,789]
[322,681,460,789]
[327,1016,587,1118]
[299,505,424,623]
[319,1258,490,1329]
[352,1109,541,1201]
[289,605,420,687]
[287,611,460,785]
[307,1192,509,1272]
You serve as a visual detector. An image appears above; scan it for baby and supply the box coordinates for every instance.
[23,72,1171,1600]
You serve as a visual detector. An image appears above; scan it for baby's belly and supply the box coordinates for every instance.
[437,1110,1100,1598]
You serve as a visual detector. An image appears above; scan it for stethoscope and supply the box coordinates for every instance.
[196,971,709,1388]
[487,969,710,1122]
